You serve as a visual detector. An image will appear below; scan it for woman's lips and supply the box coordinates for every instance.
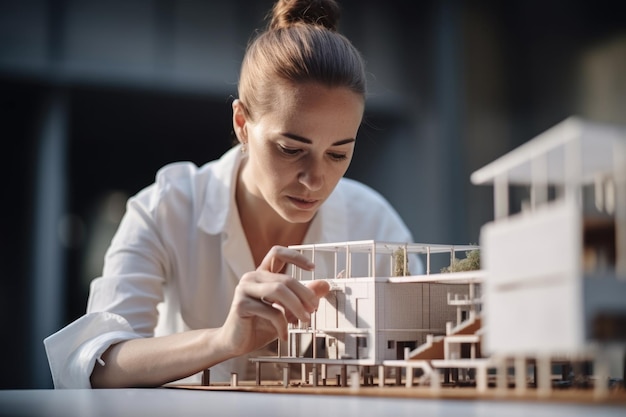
[288,196,318,210]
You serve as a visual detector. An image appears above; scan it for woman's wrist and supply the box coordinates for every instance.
[202,327,241,365]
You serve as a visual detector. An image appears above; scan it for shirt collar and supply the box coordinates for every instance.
[196,145,241,235]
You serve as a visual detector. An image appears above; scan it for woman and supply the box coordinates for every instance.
[44,0,420,388]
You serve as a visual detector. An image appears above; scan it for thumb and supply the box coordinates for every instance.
[306,279,331,298]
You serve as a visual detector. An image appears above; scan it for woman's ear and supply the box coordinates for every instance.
[232,99,248,144]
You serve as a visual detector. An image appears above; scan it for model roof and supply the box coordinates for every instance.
[470,116,626,186]
[289,240,478,255]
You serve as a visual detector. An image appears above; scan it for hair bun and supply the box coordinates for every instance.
[269,0,341,31]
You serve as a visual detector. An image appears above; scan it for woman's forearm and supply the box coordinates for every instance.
[90,328,232,388]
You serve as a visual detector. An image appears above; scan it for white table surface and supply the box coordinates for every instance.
[0,388,624,417]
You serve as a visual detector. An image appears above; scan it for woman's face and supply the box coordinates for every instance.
[234,82,365,224]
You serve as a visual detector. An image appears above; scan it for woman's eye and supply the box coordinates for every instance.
[328,152,348,161]
[279,145,301,156]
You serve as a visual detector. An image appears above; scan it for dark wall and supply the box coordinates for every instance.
[0,78,39,389]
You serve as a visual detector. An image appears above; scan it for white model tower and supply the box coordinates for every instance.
[471,116,626,395]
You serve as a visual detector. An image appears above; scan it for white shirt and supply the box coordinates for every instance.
[44,145,421,388]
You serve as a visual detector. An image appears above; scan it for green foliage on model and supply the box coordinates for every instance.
[393,247,410,276]
[441,248,480,273]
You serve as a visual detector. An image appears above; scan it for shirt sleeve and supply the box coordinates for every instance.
[43,180,172,389]
[43,312,141,388]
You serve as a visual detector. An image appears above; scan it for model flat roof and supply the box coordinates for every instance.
[470,116,626,186]
[289,240,479,255]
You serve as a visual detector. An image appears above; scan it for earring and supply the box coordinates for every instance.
[241,142,247,153]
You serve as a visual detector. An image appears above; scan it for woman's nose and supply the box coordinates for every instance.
[298,159,324,191]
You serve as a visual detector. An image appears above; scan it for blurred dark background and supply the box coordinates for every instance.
[1,0,624,388]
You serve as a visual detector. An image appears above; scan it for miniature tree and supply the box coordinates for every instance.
[393,247,409,276]
[441,248,480,273]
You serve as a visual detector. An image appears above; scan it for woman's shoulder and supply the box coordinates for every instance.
[155,161,201,184]
[145,148,238,201]
[131,162,217,216]
[143,161,203,204]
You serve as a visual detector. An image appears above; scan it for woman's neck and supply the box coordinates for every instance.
[235,165,310,267]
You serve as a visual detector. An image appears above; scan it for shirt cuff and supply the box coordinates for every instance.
[44,312,141,389]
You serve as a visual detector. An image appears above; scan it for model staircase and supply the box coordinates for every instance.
[408,313,482,361]
[408,335,445,360]
[451,315,482,336]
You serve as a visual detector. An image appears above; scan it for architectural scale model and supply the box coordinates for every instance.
[195,117,626,403]
[249,240,483,389]
[470,116,626,398]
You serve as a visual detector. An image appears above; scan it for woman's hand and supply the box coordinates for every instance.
[90,246,330,388]
[217,246,330,357]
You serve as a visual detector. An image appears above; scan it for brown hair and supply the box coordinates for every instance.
[238,0,366,120]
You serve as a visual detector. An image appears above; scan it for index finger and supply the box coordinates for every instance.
[257,246,315,273]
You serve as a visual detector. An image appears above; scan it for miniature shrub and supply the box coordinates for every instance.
[441,248,480,273]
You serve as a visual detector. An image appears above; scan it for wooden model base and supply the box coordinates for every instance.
[168,380,626,406]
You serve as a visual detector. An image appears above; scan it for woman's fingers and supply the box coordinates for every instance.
[306,279,331,299]
[240,272,314,322]
[229,246,330,347]
[226,291,289,345]
[259,279,329,331]
[257,246,315,273]
[247,298,290,340]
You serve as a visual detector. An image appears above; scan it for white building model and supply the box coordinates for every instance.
[471,116,626,396]
[247,116,625,398]
[250,240,483,388]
